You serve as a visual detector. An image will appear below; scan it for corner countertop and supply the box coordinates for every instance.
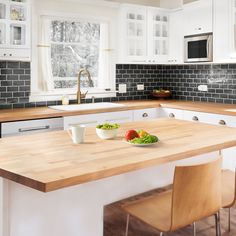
[1,100,236,123]
[1,118,236,192]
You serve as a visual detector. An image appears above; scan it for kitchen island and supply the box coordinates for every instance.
[0,118,236,236]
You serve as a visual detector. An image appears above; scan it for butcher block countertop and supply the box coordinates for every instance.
[1,100,236,123]
[0,118,236,192]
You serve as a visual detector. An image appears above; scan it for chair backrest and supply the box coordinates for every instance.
[170,158,222,231]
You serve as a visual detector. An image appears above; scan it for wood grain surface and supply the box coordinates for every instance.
[0,119,236,192]
[1,100,236,123]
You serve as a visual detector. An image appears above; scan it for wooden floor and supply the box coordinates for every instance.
[104,187,236,236]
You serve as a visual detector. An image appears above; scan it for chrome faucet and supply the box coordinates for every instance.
[77,68,94,104]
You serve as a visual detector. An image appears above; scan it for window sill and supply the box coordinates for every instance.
[29,90,117,102]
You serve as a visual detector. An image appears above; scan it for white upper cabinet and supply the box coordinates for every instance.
[183,0,213,36]
[229,0,236,59]
[118,4,169,64]
[168,9,184,64]
[0,0,30,61]
[213,0,231,62]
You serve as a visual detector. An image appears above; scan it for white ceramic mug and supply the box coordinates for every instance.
[68,124,85,144]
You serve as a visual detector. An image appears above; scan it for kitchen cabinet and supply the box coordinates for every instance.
[168,9,184,64]
[0,0,31,61]
[133,108,160,121]
[160,108,184,119]
[183,0,213,36]
[118,4,169,64]
[183,110,236,170]
[64,111,133,129]
[1,117,63,137]
[229,0,236,59]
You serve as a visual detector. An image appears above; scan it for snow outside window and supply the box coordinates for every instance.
[37,16,112,94]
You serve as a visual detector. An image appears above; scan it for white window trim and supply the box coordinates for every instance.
[30,10,117,102]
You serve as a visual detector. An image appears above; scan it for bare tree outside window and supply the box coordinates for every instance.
[50,20,100,89]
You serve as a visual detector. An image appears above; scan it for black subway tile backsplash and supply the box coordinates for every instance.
[2,61,236,109]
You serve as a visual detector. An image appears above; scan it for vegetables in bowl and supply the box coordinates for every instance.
[96,123,120,140]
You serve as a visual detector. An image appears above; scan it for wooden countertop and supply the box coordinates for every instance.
[1,100,236,123]
[0,118,236,192]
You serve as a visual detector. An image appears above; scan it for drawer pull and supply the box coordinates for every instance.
[192,116,199,121]
[219,120,226,126]
[142,113,148,118]
[169,113,175,118]
[19,125,50,133]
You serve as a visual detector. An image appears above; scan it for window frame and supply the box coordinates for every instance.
[30,11,117,102]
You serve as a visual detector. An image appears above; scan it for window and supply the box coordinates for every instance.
[36,16,114,96]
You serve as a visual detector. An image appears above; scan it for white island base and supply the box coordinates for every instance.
[1,152,219,236]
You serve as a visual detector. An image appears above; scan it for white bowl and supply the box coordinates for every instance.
[96,128,118,140]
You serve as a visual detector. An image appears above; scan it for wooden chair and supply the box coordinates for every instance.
[122,158,222,236]
[222,169,236,232]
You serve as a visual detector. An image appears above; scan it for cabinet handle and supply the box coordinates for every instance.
[9,54,12,56]
[169,113,175,118]
[219,120,226,126]
[192,116,199,121]
[142,113,148,118]
[19,125,50,133]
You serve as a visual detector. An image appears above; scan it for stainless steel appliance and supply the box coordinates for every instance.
[184,33,213,63]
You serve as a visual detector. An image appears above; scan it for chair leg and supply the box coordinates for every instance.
[228,208,231,232]
[160,232,163,236]
[215,211,221,236]
[193,222,196,236]
[125,214,130,236]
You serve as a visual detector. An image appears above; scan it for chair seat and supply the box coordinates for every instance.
[122,190,172,232]
[222,169,235,208]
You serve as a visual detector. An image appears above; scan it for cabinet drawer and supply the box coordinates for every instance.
[0,48,30,61]
[103,111,133,123]
[133,108,159,121]
[160,108,184,119]
[2,118,63,137]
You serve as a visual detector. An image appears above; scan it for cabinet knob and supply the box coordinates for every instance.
[3,53,6,56]
[9,54,12,56]
[169,113,175,118]
[192,116,199,121]
[142,113,148,118]
[219,120,226,126]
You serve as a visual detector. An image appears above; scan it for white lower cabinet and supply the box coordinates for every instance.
[133,108,160,121]
[1,118,63,138]
[183,110,236,170]
[64,111,133,129]
[159,108,184,119]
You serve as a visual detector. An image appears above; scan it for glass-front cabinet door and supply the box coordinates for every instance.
[0,0,30,60]
[120,6,147,62]
[148,8,169,63]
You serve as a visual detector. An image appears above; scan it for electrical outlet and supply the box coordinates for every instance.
[137,84,144,91]
[118,84,127,93]
[198,85,208,92]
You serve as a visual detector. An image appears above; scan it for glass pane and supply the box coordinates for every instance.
[10,24,25,45]
[154,14,160,21]
[154,24,160,37]
[136,23,143,37]
[128,22,135,36]
[50,20,100,89]
[0,23,6,44]
[162,16,168,22]
[154,40,160,55]
[188,40,207,58]
[0,3,6,19]
[162,25,168,37]
[127,13,135,20]
[11,0,27,2]
[10,5,26,21]
[136,41,143,56]
[136,14,144,21]
[162,40,168,55]
[128,40,135,56]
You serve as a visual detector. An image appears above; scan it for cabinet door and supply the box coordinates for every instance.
[119,5,147,63]
[183,0,213,36]
[2,118,63,137]
[160,108,184,119]
[229,0,236,59]
[147,8,169,63]
[168,9,184,64]
[133,108,159,121]
[64,114,102,129]
[102,111,133,124]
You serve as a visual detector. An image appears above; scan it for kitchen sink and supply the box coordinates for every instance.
[49,102,126,111]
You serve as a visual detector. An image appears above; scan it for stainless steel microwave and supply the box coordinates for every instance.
[184,33,213,63]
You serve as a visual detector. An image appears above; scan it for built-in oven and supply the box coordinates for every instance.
[184,33,213,63]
